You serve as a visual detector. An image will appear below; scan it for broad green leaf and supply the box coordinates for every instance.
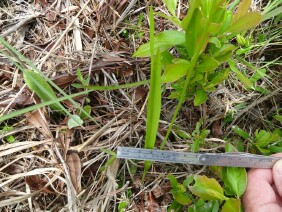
[199,0,226,20]
[232,126,250,139]
[208,23,222,35]
[209,37,221,48]
[221,198,241,212]
[133,30,185,57]
[185,9,209,58]
[194,89,208,106]
[222,167,247,197]
[78,105,91,120]
[168,174,179,188]
[228,59,253,89]
[254,130,272,147]
[211,6,226,23]
[118,201,127,212]
[213,44,236,63]
[163,0,177,16]
[197,57,220,73]
[181,0,200,29]
[232,0,252,22]
[227,12,262,34]
[162,60,191,83]
[189,199,220,212]
[169,200,183,211]
[68,115,83,128]
[155,12,181,26]
[23,70,63,111]
[190,72,203,83]
[171,191,192,205]
[218,10,233,34]
[160,50,174,69]
[188,175,228,200]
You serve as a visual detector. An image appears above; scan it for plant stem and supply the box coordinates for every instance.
[160,57,198,149]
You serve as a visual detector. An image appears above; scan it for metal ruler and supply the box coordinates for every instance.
[117,147,281,168]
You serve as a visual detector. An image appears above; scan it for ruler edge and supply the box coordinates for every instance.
[117,147,280,168]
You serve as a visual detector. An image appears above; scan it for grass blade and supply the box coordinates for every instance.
[142,6,162,180]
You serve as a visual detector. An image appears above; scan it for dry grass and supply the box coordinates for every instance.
[0,0,281,211]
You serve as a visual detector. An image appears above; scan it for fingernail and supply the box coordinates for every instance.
[274,160,282,176]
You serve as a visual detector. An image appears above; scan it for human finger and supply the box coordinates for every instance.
[273,155,282,198]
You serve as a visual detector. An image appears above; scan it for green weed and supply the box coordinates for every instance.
[134,0,263,150]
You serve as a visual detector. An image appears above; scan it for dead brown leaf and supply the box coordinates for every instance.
[26,175,53,194]
[25,110,53,138]
[66,152,81,193]
[212,119,223,137]
[2,164,24,175]
[52,74,77,88]
[84,25,95,39]
[147,192,161,212]
[57,129,73,160]
[134,87,147,103]
[0,94,33,108]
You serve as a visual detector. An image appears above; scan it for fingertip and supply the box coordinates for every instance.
[273,159,282,197]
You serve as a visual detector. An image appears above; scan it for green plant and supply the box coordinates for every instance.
[0,36,149,128]
[133,0,262,150]
[168,165,246,211]
[232,125,282,155]
[142,6,162,180]
[0,125,15,143]
[191,119,210,152]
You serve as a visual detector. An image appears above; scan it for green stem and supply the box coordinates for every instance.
[160,58,198,150]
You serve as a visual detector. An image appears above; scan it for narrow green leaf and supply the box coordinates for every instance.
[101,148,116,156]
[205,68,230,90]
[213,44,236,63]
[232,126,250,139]
[222,167,247,197]
[228,59,253,89]
[23,70,64,111]
[250,68,267,83]
[163,0,177,16]
[262,6,282,21]
[154,12,181,26]
[194,89,208,106]
[188,175,228,200]
[143,6,162,180]
[133,30,185,57]
[168,174,179,188]
[144,7,162,150]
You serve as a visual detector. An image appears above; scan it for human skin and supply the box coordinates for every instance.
[243,153,282,212]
